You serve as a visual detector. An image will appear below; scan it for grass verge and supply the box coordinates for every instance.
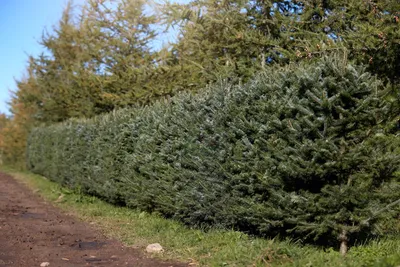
[1,166,399,267]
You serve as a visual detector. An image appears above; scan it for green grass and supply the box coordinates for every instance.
[1,166,399,267]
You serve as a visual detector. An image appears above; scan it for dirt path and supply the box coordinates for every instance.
[0,172,187,267]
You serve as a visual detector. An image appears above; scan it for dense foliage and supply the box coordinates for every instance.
[164,0,400,87]
[1,0,399,164]
[27,58,399,249]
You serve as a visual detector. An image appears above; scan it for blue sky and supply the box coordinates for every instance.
[0,0,187,115]
[0,0,81,114]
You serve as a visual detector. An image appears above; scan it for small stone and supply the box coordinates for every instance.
[146,243,163,253]
[55,194,64,203]
[111,255,118,261]
[40,262,50,267]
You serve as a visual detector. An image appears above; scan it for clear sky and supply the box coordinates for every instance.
[0,0,187,115]
[0,0,82,115]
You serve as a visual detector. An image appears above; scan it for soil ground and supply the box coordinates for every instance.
[0,172,188,267]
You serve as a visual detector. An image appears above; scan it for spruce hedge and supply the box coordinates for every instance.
[27,58,399,247]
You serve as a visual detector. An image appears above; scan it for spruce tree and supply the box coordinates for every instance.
[257,57,399,253]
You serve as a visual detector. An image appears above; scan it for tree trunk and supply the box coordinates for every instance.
[339,229,348,256]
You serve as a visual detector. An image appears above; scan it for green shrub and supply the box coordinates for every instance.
[27,58,400,249]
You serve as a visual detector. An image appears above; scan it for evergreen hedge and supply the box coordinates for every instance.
[27,58,400,247]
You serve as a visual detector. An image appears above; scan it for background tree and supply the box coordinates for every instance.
[9,0,400,125]
[0,73,39,166]
[31,4,94,122]
[80,0,161,109]
[161,0,400,89]
[0,113,9,164]
[26,0,160,123]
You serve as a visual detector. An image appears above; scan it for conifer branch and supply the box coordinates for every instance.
[362,198,400,225]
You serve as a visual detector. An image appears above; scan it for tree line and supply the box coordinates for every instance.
[0,0,399,165]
